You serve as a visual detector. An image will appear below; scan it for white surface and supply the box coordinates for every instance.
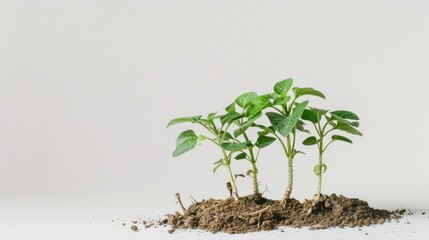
[0,198,428,240]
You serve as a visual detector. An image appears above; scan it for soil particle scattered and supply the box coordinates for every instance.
[422,212,426,215]
[122,223,126,226]
[164,194,403,234]
[167,228,175,234]
[131,225,138,231]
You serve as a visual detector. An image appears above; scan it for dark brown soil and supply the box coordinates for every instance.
[164,194,403,234]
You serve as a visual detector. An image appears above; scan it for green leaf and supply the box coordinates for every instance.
[273,96,291,106]
[172,130,198,157]
[303,136,318,145]
[296,120,310,133]
[220,112,242,125]
[213,163,223,174]
[213,159,223,165]
[274,78,293,95]
[233,112,262,137]
[301,109,319,123]
[246,95,271,117]
[235,92,257,109]
[255,135,276,148]
[219,131,234,141]
[167,115,202,128]
[225,102,236,113]
[207,112,217,124]
[221,141,252,151]
[350,121,360,128]
[235,152,248,160]
[313,164,327,176]
[330,110,359,120]
[335,123,363,136]
[246,169,253,176]
[331,135,353,144]
[293,87,326,99]
[266,101,309,137]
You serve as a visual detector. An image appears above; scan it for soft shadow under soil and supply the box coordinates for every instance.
[164,194,404,234]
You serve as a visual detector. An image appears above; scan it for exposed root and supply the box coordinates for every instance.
[175,193,186,213]
[189,195,198,204]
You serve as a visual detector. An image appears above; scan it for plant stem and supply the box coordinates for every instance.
[226,163,239,200]
[281,135,294,203]
[251,161,259,195]
[316,136,324,201]
[243,132,259,195]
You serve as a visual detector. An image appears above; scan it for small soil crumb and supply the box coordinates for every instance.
[122,223,126,226]
[131,225,138,231]
[422,212,426,215]
[167,228,175,234]
[164,194,402,234]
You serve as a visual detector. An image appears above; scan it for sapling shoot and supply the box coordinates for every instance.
[224,92,276,195]
[257,79,326,204]
[168,113,250,200]
[301,108,362,202]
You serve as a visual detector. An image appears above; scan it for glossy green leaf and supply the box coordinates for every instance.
[330,110,359,120]
[301,109,319,123]
[255,135,276,148]
[335,123,363,136]
[233,112,262,137]
[331,135,353,144]
[172,130,198,157]
[274,78,293,95]
[235,92,257,109]
[220,112,242,125]
[303,136,318,145]
[293,87,326,99]
[266,101,309,137]
[225,102,236,113]
[246,95,271,117]
[221,141,252,151]
[350,121,360,128]
[273,95,291,106]
[167,115,202,128]
[235,152,248,160]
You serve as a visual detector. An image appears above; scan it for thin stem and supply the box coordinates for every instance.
[243,132,259,194]
[270,106,284,114]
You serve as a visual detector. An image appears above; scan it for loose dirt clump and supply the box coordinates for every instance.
[164,194,402,234]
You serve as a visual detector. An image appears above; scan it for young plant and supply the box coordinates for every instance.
[300,108,362,201]
[222,92,276,195]
[254,79,326,203]
[168,113,250,201]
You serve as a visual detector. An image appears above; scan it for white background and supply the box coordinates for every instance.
[1,1,428,239]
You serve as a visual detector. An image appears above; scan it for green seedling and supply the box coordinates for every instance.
[254,78,326,203]
[223,92,277,195]
[168,113,251,200]
[301,108,362,201]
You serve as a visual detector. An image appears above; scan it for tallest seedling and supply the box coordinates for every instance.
[257,79,326,203]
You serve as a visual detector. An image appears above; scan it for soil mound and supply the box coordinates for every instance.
[165,194,402,234]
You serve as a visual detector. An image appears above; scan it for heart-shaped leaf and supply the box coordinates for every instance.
[303,136,318,145]
[255,135,276,148]
[235,92,257,109]
[274,78,293,95]
[173,130,198,157]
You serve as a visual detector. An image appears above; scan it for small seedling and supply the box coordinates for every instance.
[168,112,250,200]
[301,108,362,201]
[254,79,325,203]
[223,92,277,194]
